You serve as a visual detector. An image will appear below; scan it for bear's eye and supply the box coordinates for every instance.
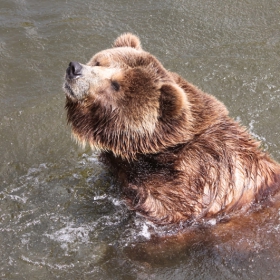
[111,81,120,91]
[95,61,100,66]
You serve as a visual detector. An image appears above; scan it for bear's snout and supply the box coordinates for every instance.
[66,61,83,80]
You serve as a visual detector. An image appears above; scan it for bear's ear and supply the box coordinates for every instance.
[159,83,189,119]
[113,33,142,50]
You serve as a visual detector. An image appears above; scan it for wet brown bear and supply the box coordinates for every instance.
[63,33,280,225]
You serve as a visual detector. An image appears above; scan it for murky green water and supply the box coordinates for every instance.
[1,0,280,279]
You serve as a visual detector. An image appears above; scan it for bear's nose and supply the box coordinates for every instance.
[66,61,83,80]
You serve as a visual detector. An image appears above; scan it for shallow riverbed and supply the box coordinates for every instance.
[1,0,280,279]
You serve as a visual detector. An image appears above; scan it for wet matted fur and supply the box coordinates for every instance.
[63,33,280,225]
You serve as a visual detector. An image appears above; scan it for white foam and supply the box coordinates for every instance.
[133,218,154,240]
[20,255,75,270]
[249,120,266,142]
[93,194,107,201]
[139,223,151,239]
[111,198,122,206]
[8,194,27,203]
[45,223,91,246]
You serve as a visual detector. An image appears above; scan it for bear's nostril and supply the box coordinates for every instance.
[66,61,83,80]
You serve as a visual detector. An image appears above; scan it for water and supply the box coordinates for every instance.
[1,0,280,279]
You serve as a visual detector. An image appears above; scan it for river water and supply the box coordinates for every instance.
[1,0,280,279]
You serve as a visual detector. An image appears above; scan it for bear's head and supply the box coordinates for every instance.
[64,33,194,160]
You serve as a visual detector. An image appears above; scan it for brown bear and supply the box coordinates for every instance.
[63,33,280,225]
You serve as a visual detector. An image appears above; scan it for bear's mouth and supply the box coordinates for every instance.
[63,82,77,99]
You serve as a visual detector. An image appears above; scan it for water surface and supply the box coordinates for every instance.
[1,0,280,279]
